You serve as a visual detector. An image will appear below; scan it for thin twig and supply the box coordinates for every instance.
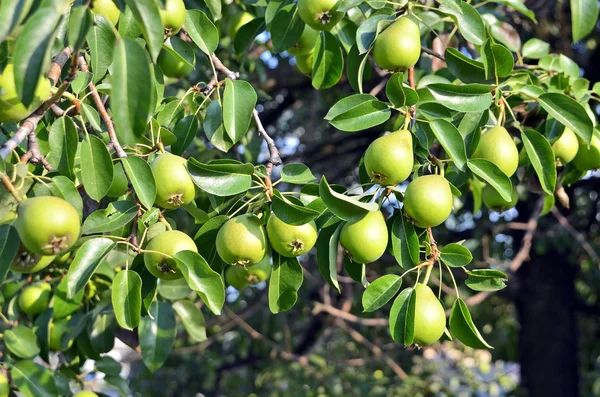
[78,55,127,158]
[421,46,445,61]
[312,302,388,327]
[1,173,23,202]
[0,47,74,161]
[551,206,600,264]
[509,198,543,272]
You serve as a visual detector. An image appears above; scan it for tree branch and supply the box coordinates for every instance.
[78,55,127,158]
[551,206,600,264]
[421,46,445,61]
[0,47,75,162]
[312,302,388,327]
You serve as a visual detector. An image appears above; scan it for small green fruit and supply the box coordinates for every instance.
[340,211,388,264]
[144,230,197,280]
[73,392,99,397]
[228,12,255,41]
[552,128,579,165]
[49,317,73,351]
[364,129,413,186]
[107,163,129,198]
[373,17,421,72]
[225,254,272,289]
[266,213,317,257]
[0,373,8,397]
[91,0,120,26]
[412,283,446,346]
[16,196,81,255]
[157,36,196,78]
[216,214,267,266]
[472,126,519,177]
[151,153,196,209]
[287,25,319,56]
[482,185,518,212]
[10,246,55,273]
[298,0,344,31]
[0,63,51,122]
[159,0,186,34]
[404,175,453,228]
[19,282,52,315]
[295,52,314,76]
[3,281,24,300]
[225,265,249,290]
[572,133,600,171]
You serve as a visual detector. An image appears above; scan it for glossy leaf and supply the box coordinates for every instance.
[449,298,493,348]
[121,156,157,210]
[123,0,163,61]
[386,73,419,108]
[319,176,378,221]
[172,116,199,155]
[80,135,114,201]
[139,301,177,372]
[356,14,394,54]
[4,325,40,359]
[312,31,344,89]
[467,159,513,202]
[272,190,321,226]
[325,94,390,132]
[439,0,486,45]
[185,10,219,55]
[521,129,557,195]
[66,238,116,298]
[187,158,253,196]
[430,119,468,171]
[537,93,593,143]
[11,360,57,397]
[391,214,419,269]
[203,100,234,152]
[48,116,77,180]
[223,79,257,143]
[465,269,508,291]
[172,300,207,342]
[234,18,265,56]
[522,38,550,59]
[445,48,489,84]
[87,14,117,83]
[440,243,473,268]
[480,40,514,80]
[279,163,316,184]
[421,84,493,113]
[270,4,304,53]
[53,277,84,319]
[83,201,139,234]
[0,224,20,283]
[0,0,35,44]
[269,253,303,313]
[316,221,343,293]
[362,275,402,312]
[389,288,416,346]
[174,251,225,315]
[571,0,599,41]
[112,270,142,330]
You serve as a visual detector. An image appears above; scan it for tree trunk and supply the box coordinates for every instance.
[515,248,579,396]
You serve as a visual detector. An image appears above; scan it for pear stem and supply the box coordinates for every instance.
[1,173,23,202]
[422,263,434,285]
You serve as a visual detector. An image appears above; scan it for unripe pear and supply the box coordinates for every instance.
[0,373,8,397]
[287,25,319,56]
[228,12,255,41]
[0,64,51,122]
[144,230,197,280]
[552,128,579,165]
[159,0,186,34]
[404,175,453,228]
[373,17,421,72]
[412,283,446,346]
[482,185,518,212]
[340,211,388,264]
[151,152,196,209]
[19,282,52,315]
[216,214,267,266]
[157,37,196,78]
[572,133,600,171]
[297,0,344,31]
[10,246,55,273]
[364,129,414,186]
[295,52,314,76]
[472,126,519,177]
[266,213,317,257]
[91,0,120,26]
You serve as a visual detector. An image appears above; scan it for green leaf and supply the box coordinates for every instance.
[193,215,229,273]
[319,176,378,221]
[174,251,225,315]
[80,135,114,201]
[13,7,61,106]
[203,100,233,152]
[445,48,489,84]
[521,129,557,195]
[279,163,316,184]
[325,94,390,132]
[389,288,415,346]
[172,116,199,156]
[270,4,304,53]
[423,83,494,113]
[537,93,593,143]
[440,243,473,267]
[87,14,117,83]
[312,31,344,89]
[187,158,253,197]
[118,6,143,39]
[449,298,493,349]
[0,224,20,283]
[185,10,219,55]
[121,156,157,210]
[123,0,163,61]
[66,238,116,298]
[467,159,513,202]
[53,277,84,319]
[68,5,93,52]
[465,269,508,291]
[83,201,139,234]
[269,253,303,313]
[571,0,599,41]
[522,38,550,59]
[33,309,52,363]
[386,73,419,108]
[480,40,514,80]
[95,356,122,376]
[139,301,177,373]
[5,325,40,359]
[111,39,153,145]
[172,300,207,342]
[11,360,57,397]
[494,0,537,22]
[0,0,35,44]
[430,119,468,171]
[347,43,371,93]
[272,190,321,226]
[234,18,265,56]
[439,0,486,45]
[391,214,419,269]
[355,14,394,54]
[45,177,83,221]
[112,270,142,330]
[344,257,368,287]
[158,278,192,301]
[316,221,343,293]
[362,275,402,312]
[223,79,258,143]
[88,305,116,353]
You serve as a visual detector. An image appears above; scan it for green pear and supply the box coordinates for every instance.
[373,17,421,72]
[572,133,600,171]
[364,129,414,186]
[472,126,519,177]
[412,283,446,346]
